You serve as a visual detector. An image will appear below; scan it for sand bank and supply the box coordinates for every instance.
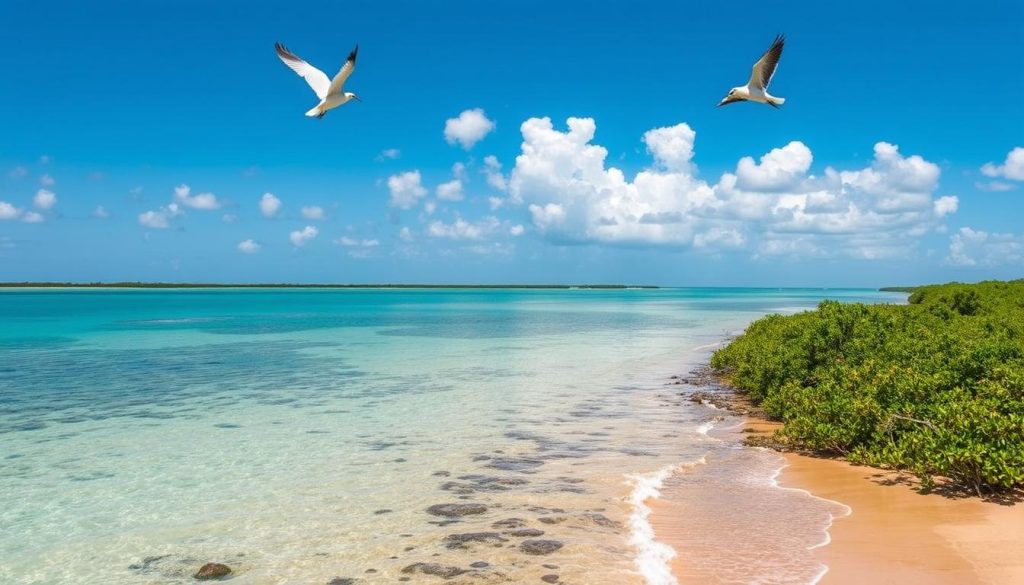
[654,412,1024,584]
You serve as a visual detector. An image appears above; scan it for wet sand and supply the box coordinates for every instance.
[655,412,1024,584]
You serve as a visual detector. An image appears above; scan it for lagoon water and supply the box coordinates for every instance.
[0,288,902,584]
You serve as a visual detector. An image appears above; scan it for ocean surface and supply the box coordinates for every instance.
[0,287,904,584]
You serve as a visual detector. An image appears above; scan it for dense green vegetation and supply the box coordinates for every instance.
[712,280,1024,494]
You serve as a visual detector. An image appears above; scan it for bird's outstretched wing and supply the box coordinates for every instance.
[328,45,359,96]
[748,35,785,90]
[275,43,331,99]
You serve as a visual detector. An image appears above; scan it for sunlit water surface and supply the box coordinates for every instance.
[0,288,902,584]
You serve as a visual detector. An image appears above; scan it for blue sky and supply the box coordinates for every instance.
[1,0,1022,286]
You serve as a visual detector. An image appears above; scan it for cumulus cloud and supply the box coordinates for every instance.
[289,225,318,247]
[238,239,261,254]
[436,179,464,201]
[92,205,110,219]
[735,141,812,191]
[335,236,380,248]
[488,196,505,210]
[427,216,501,240]
[510,224,525,236]
[644,124,697,173]
[39,174,56,187]
[22,211,44,224]
[0,201,20,220]
[301,205,326,220]
[375,148,401,161]
[33,189,57,210]
[444,108,495,150]
[260,192,282,218]
[981,147,1024,181]
[508,117,955,258]
[138,203,183,229]
[947,227,1024,267]
[387,170,428,209]
[483,155,508,191]
[174,184,220,210]
[8,166,28,180]
[933,195,958,217]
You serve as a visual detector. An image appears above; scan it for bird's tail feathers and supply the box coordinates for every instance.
[769,96,786,106]
[305,106,322,118]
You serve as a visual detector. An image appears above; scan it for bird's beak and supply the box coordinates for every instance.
[718,96,739,107]
[354,96,362,103]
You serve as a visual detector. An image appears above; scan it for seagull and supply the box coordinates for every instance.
[275,43,360,118]
[718,35,786,108]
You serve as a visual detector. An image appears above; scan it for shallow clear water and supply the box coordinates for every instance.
[0,288,902,584]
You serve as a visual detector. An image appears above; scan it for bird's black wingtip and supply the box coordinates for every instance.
[349,44,359,63]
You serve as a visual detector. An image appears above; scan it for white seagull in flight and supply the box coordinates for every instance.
[275,43,360,118]
[718,35,786,108]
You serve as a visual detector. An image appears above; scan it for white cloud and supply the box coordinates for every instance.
[735,141,812,191]
[933,195,958,217]
[22,211,44,224]
[509,117,955,257]
[260,192,282,217]
[238,239,261,254]
[138,203,182,229]
[92,205,110,219]
[335,236,380,248]
[387,170,428,209]
[7,166,28,179]
[33,189,57,210]
[301,205,326,220]
[444,108,495,150]
[488,196,504,210]
[39,174,56,187]
[174,184,220,210]
[528,203,567,230]
[510,224,525,236]
[644,123,697,173]
[436,179,464,201]
[399,226,414,242]
[452,162,467,180]
[483,155,508,191]
[375,148,401,161]
[222,213,237,223]
[289,225,318,247]
[947,227,1024,267]
[0,201,21,220]
[981,147,1024,181]
[39,155,51,165]
[423,200,437,215]
[427,216,501,240]
[976,181,1015,192]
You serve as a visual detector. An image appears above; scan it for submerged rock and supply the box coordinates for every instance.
[491,517,527,529]
[520,540,563,555]
[426,503,488,517]
[506,528,544,538]
[443,532,508,549]
[541,575,560,583]
[401,562,466,579]
[193,562,232,580]
[327,578,356,585]
[469,561,490,569]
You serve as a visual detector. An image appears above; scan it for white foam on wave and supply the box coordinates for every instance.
[764,461,853,583]
[626,454,708,585]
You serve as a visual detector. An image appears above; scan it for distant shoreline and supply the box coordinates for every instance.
[0,282,658,290]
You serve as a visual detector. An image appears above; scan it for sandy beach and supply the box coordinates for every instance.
[655,413,1024,584]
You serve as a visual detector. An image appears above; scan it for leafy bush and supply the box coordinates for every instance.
[711,280,1024,493]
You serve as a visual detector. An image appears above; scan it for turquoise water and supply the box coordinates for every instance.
[0,288,903,584]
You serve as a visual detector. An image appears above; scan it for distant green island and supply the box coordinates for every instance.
[713,279,1024,495]
[0,282,657,289]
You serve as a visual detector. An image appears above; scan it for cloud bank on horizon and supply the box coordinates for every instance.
[1,106,1022,280]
